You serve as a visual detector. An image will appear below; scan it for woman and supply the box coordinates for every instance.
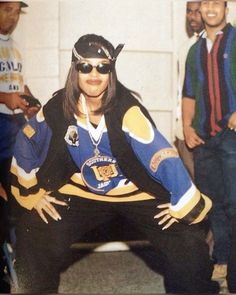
[10,34,218,293]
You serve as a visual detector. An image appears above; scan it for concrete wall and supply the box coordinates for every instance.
[13,0,236,143]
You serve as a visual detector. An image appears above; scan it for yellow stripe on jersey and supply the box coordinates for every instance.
[11,164,38,189]
[191,194,212,224]
[106,183,138,195]
[70,173,138,195]
[59,184,155,202]
[122,106,154,143]
[169,189,212,221]
[71,173,84,185]
[170,189,200,219]
[11,186,46,210]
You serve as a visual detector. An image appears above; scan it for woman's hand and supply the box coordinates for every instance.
[154,203,179,230]
[34,193,67,224]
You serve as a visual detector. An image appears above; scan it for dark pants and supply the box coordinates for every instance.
[0,198,10,293]
[193,128,236,293]
[15,195,219,293]
[0,113,26,293]
[0,112,26,228]
[0,160,13,293]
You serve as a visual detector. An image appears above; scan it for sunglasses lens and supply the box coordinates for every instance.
[76,63,93,73]
[96,63,112,74]
[76,63,112,74]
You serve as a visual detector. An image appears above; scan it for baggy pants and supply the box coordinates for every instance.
[14,195,219,293]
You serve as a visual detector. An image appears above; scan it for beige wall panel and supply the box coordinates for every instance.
[22,20,59,49]
[27,78,59,105]
[13,0,58,43]
[228,2,236,25]
[24,49,59,78]
[173,0,189,48]
[24,0,59,21]
[59,0,173,51]
[59,51,72,87]
[116,51,173,111]
[149,111,173,142]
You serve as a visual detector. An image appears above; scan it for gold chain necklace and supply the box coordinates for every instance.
[81,94,105,156]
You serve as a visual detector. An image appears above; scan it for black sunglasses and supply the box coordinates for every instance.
[76,62,112,74]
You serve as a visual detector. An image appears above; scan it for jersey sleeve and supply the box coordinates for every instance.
[122,106,212,224]
[11,109,52,210]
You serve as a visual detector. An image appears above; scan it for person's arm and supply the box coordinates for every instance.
[122,106,211,226]
[0,91,28,111]
[182,96,204,148]
[10,109,66,223]
[0,85,41,118]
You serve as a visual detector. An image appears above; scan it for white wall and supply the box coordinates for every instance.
[13,0,236,143]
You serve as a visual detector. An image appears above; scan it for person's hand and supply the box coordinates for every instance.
[183,125,205,148]
[0,183,7,201]
[21,95,41,119]
[24,105,41,119]
[154,203,179,230]
[4,92,28,111]
[34,193,67,224]
[228,112,236,131]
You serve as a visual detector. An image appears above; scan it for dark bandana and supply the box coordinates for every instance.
[72,34,124,62]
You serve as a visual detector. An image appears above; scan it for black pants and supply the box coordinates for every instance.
[15,195,219,293]
[0,159,11,293]
[0,196,10,293]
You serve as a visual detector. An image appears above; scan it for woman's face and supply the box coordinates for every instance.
[77,58,111,99]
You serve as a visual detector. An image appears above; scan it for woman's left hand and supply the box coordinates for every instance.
[154,203,178,230]
[34,193,67,224]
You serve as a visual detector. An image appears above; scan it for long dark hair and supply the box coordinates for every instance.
[63,60,118,120]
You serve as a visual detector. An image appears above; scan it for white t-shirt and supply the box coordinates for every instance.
[0,33,25,114]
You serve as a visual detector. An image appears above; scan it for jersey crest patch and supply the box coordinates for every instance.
[150,148,179,172]
[81,155,119,194]
[23,124,35,139]
[64,125,79,146]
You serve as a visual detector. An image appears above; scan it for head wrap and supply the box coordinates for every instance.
[72,34,124,63]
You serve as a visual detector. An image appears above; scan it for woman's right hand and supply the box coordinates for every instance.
[154,203,179,230]
[34,193,67,224]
